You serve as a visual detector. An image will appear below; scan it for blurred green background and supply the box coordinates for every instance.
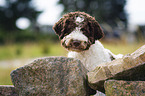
[0,0,145,85]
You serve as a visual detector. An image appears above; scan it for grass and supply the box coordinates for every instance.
[0,41,144,85]
[0,68,13,85]
[0,42,67,60]
[103,42,144,55]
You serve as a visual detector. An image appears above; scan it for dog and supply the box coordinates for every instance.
[53,11,123,72]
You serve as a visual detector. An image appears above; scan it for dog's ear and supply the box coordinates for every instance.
[53,18,65,39]
[88,19,104,44]
[53,16,76,39]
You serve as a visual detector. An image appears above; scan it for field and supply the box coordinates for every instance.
[0,42,144,85]
[0,42,67,60]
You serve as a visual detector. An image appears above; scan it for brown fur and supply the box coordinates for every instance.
[53,11,104,44]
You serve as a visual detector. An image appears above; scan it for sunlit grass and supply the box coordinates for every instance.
[0,68,13,85]
[0,42,143,60]
[103,42,144,55]
[0,41,143,60]
[0,42,67,60]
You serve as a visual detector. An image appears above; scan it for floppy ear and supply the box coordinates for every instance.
[88,19,104,44]
[53,18,65,39]
[93,20,104,40]
[53,16,77,39]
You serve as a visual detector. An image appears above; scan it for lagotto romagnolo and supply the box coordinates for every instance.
[53,11,123,71]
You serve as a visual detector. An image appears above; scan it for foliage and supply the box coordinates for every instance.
[0,29,58,44]
[58,0,127,28]
[0,0,41,32]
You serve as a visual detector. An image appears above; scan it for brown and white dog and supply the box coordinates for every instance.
[53,11,122,71]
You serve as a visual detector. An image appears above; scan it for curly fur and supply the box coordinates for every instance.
[53,11,104,44]
[53,11,123,71]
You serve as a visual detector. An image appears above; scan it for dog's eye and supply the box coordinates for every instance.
[81,28,87,33]
[81,28,88,33]
[84,41,87,44]
[81,28,85,31]
[64,33,68,36]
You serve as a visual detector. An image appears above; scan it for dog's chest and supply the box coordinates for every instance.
[68,41,111,71]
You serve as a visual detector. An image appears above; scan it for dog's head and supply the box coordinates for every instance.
[53,11,104,52]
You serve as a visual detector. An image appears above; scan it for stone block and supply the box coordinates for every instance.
[0,85,18,96]
[105,80,145,96]
[11,57,95,96]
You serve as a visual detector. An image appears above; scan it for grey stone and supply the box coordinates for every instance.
[105,80,145,96]
[0,85,18,96]
[10,57,95,96]
[87,45,145,93]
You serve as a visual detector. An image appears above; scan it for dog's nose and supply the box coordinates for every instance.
[72,40,81,47]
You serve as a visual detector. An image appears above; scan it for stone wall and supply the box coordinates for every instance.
[0,45,145,96]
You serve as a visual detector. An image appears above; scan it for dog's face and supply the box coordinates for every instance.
[53,12,104,52]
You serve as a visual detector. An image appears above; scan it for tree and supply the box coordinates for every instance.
[0,0,41,32]
[58,0,127,28]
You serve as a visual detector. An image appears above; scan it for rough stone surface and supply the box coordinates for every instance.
[87,45,145,93]
[0,85,18,96]
[105,80,145,96]
[11,57,95,96]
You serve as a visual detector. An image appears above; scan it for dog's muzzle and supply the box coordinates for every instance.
[70,40,81,47]
[61,39,90,52]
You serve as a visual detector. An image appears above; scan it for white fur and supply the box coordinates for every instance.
[76,16,84,23]
[62,27,88,46]
[68,41,113,71]
[105,49,123,59]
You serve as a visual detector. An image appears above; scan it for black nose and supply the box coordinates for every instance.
[72,40,81,47]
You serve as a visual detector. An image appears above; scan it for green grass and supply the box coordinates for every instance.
[0,42,143,60]
[0,68,13,85]
[0,42,144,85]
[103,42,144,55]
[0,42,67,60]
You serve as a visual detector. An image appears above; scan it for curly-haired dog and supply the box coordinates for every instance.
[53,11,123,71]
